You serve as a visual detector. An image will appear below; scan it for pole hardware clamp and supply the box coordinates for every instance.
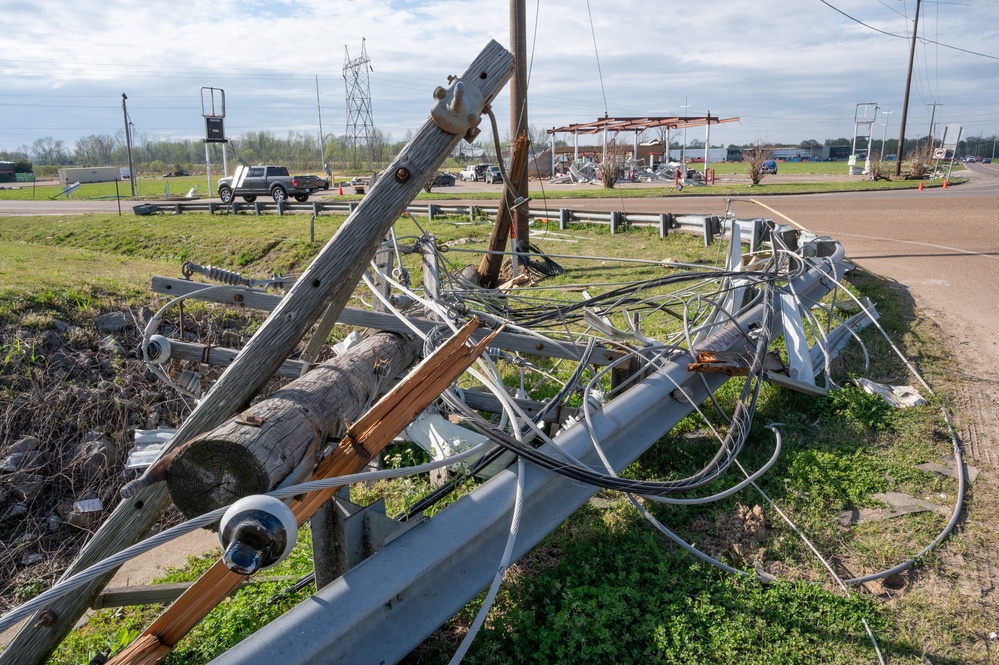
[430,76,486,142]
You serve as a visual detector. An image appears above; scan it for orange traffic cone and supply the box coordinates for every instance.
[918,181,923,191]
[942,179,948,189]
[338,184,344,196]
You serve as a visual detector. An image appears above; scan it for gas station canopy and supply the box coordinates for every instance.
[548,115,739,135]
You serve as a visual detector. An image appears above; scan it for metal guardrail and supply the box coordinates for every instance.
[133,200,772,246]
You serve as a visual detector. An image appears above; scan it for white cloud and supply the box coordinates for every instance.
[1,0,997,151]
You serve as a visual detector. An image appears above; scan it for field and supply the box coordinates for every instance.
[0,158,969,203]
[0,208,992,664]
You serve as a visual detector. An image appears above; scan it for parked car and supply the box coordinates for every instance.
[984,158,992,164]
[431,171,456,187]
[459,163,490,181]
[484,165,503,184]
[760,160,778,175]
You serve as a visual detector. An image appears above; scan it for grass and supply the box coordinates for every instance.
[0,161,968,202]
[0,209,982,664]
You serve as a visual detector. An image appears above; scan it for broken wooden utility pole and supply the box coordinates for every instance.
[510,0,530,251]
[0,41,515,665]
[478,132,531,288]
[107,319,499,665]
[164,331,421,519]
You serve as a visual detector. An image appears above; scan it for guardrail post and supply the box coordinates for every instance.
[312,202,320,216]
[559,208,570,230]
[610,210,623,234]
[348,202,358,213]
[703,215,717,246]
[659,213,671,238]
[749,218,763,253]
[277,201,285,216]
[208,202,216,215]
[428,204,438,222]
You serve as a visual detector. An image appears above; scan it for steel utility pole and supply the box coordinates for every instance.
[121,93,136,197]
[510,0,529,252]
[316,76,327,174]
[894,0,921,176]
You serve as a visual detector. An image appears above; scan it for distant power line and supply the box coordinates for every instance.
[817,0,999,60]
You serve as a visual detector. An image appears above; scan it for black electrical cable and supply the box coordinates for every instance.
[395,339,599,521]
[504,268,779,328]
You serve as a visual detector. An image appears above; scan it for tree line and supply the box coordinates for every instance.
[2,127,995,177]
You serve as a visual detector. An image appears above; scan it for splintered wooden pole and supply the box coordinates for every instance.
[1,41,514,665]
[108,318,499,665]
[165,332,421,519]
[478,132,530,288]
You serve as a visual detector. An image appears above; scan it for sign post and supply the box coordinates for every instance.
[201,87,228,197]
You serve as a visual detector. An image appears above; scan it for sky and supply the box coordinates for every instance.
[1,0,997,156]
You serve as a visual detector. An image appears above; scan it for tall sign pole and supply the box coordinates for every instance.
[894,0,921,176]
[201,87,227,195]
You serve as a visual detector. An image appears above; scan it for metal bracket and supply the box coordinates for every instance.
[342,498,425,566]
[430,77,485,142]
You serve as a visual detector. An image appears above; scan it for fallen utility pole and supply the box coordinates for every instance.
[108,318,500,665]
[208,243,847,665]
[0,41,515,665]
[164,331,421,519]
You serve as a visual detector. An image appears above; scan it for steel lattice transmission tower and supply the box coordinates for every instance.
[343,39,376,170]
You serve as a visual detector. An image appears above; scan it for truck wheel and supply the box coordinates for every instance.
[294,193,309,202]
[219,186,233,204]
[242,195,256,202]
[271,187,287,203]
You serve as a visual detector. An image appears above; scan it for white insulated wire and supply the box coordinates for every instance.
[448,459,526,664]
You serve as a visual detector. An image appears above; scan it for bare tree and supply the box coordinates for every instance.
[744,142,774,185]
[902,142,935,179]
[596,138,627,188]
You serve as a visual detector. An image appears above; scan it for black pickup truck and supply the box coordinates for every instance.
[217,165,322,203]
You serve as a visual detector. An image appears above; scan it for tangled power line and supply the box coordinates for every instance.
[0,209,965,665]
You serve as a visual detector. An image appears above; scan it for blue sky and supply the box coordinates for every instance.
[1,0,997,153]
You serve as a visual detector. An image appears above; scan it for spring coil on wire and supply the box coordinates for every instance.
[182,261,247,286]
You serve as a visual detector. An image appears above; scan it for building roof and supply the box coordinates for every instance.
[548,115,739,135]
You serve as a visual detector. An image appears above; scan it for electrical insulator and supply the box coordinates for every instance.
[175,369,202,396]
[218,495,298,575]
[144,334,172,364]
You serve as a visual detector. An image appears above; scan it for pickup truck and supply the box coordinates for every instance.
[217,165,322,203]
[459,163,490,182]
